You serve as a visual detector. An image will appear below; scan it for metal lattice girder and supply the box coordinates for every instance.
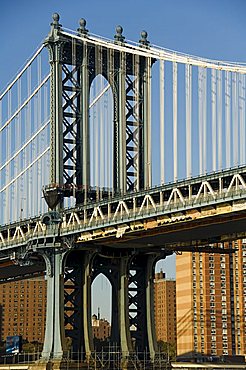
[125,73,143,191]
[44,21,154,206]
[64,254,84,353]
[128,255,148,351]
[62,64,81,186]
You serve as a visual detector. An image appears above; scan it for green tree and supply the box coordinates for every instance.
[157,341,176,361]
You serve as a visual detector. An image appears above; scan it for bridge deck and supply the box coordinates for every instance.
[0,165,245,254]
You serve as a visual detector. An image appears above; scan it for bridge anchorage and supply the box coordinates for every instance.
[1,10,246,370]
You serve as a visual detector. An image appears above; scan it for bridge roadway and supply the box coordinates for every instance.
[0,164,246,278]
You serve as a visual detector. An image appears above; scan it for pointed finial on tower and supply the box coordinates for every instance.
[78,18,89,36]
[51,13,62,31]
[114,25,125,43]
[139,30,150,47]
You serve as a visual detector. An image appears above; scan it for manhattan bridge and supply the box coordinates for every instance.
[1,13,246,369]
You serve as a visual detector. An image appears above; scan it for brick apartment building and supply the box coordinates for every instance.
[154,270,177,345]
[92,314,111,341]
[176,240,246,359]
[0,276,46,343]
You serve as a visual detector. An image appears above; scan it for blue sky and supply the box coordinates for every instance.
[1,0,246,319]
[1,0,246,90]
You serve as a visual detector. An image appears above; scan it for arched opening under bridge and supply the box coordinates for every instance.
[91,273,112,351]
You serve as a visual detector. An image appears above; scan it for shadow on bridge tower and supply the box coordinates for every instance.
[40,13,164,369]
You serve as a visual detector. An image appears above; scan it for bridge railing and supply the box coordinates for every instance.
[0,165,246,250]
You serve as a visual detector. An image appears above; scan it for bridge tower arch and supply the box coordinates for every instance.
[43,13,154,209]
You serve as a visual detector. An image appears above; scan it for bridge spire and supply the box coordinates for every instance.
[77,18,89,35]
[50,13,62,34]
[139,30,150,46]
[114,25,125,43]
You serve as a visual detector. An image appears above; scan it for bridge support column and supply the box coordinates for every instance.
[119,256,133,359]
[63,251,94,361]
[41,249,67,361]
[82,252,94,360]
[127,253,158,360]
[146,255,158,361]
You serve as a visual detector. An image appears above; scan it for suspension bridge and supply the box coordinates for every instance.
[1,13,246,369]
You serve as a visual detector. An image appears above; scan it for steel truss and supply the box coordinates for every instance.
[2,164,246,252]
[62,64,82,190]
[128,255,149,351]
[43,18,154,209]
[64,252,84,354]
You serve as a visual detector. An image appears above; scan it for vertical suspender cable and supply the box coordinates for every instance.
[27,66,31,217]
[94,84,97,190]
[23,71,27,219]
[233,72,238,166]
[217,69,222,170]
[239,73,242,165]
[95,48,99,195]
[119,51,126,193]
[106,49,110,195]
[203,68,207,174]
[173,61,178,181]
[241,74,246,164]
[104,50,108,195]
[13,88,17,221]
[109,49,114,197]
[198,67,203,174]
[239,73,245,165]
[225,71,231,169]
[38,54,42,214]
[185,64,192,179]
[147,57,152,188]
[90,82,94,188]
[32,71,37,217]
[6,91,11,222]
[160,60,165,185]
[211,68,217,171]
[17,78,21,221]
[99,48,104,197]
[143,56,152,189]
[43,76,49,214]
[104,73,109,195]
